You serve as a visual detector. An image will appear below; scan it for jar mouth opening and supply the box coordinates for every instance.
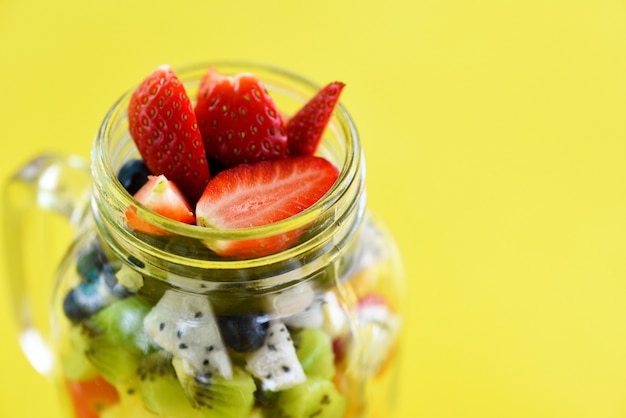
[92,61,364,268]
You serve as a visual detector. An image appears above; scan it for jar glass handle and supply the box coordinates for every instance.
[3,153,91,376]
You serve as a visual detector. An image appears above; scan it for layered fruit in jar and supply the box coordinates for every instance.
[56,65,403,418]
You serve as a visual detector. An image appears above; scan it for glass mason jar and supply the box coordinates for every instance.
[5,62,405,418]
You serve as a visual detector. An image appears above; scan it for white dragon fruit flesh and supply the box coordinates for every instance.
[283,291,349,338]
[245,320,306,391]
[264,282,315,319]
[143,290,232,379]
[283,295,324,329]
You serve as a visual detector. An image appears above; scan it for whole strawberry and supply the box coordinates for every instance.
[287,81,345,156]
[128,65,210,203]
[195,68,289,167]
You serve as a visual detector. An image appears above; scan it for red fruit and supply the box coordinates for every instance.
[128,65,210,202]
[357,293,390,309]
[65,376,120,418]
[196,156,339,258]
[286,82,345,156]
[126,174,195,235]
[195,67,289,167]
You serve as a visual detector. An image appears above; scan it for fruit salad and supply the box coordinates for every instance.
[58,65,402,418]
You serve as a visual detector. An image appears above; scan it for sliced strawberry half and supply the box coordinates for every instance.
[287,81,345,156]
[126,174,195,235]
[196,156,339,258]
[128,65,210,203]
[195,67,289,167]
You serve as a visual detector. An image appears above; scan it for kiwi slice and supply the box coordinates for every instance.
[172,357,256,418]
[61,325,99,381]
[86,295,155,353]
[85,336,143,388]
[273,377,347,418]
[294,328,336,380]
[136,351,201,417]
[99,391,161,418]
[84,296,156,387]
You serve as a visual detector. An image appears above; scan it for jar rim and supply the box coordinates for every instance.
[91,61,365,280]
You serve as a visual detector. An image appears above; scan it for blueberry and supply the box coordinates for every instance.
[217,313,269,352]
[76,241,133,298]
[63,282,107,322]
[63,289,86,322]
[76,244,106,283]
[117,159,151,195]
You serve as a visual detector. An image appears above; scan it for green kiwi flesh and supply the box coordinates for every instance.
[62,325,99,381]
[274,377,347,418]
[84,296,157,387]
[137,351,201,417]
[294,328,336,380]
[172,358,256,418]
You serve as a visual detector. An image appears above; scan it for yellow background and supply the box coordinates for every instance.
[2,0,626,417]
